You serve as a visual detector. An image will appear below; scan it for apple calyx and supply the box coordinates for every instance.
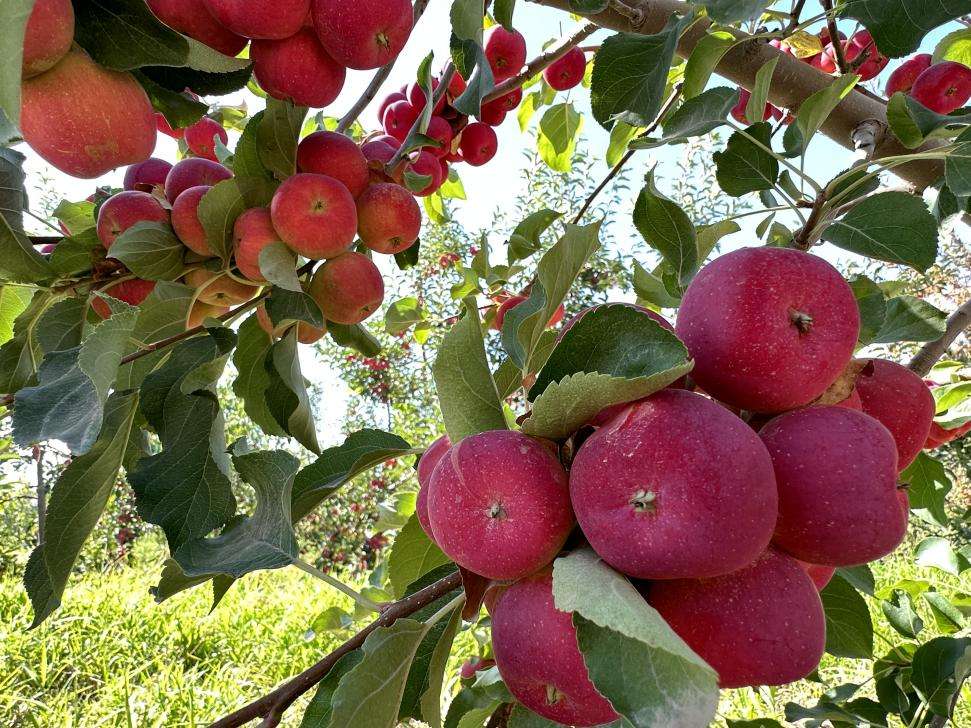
[629,489,657,514]
[789,309,814,334]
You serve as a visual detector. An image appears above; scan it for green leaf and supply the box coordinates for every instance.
[886,92,971,149]
[632,260,681,308]
[0,291,51,392]
[35,298,85,355]
[450,0,483,42]
[901,452,952,528]
[843,0,971,57]
[140,62,253,98]
[634,86,738,149]
[23,391,139,627]
[0,149,56,283]
[0,0,33,126]
[265,328,320,454]
[130,332,237,549]
[945,127,971,196]
[257,242,299,292]
[821,191,938,272]
[924,592,964,634]
[300,652,364,727]
[258,99,309,179]
[820,574,874,659]
[911,636,971,717]
[233,316,286,437]
[171,450,300,579]
[434,297,507,442]
[848,274,887,346]
[388,515,451,599]
[13,300,138,454]
[501,221,602,371]
[198,179,246,261]
[507,209,563,262]
[606,121,642,165]
[702,0,770,23]
[73,0,190,70]
[714,123,779,196]
[933,27,971,65]
[451,40,494,118]
[683,30,736,100]
[0,286,32,345]
[48,229,100,276]
[872,295,947,343]
[915,537,961,575]
[537,103,583,172]
[746,57,778,125]
[327,619,430,728]
[291,429,415,521]
[494,0,516,29]
[135,73,207,131]
[109,222,186,280]
[328,321,382,356]
[385,297,426,336]
[116,281,196,389]
[552,549,719,727]
[590,17,691,130]
[633,170,698,285]
[265,287,324,330]
[414,608,463,728]
[789,74,859,155]
[508,706,568,727]
[234,111,279,206]
[53,200,97,235]
[883,589,924,638]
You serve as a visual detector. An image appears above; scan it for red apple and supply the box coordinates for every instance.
[184,117,228,162]
[886,53,933,96]
[146,0,247,56]
[251,29,346,108]
[356,183,422,254]
[233,207,281,282]
[308,251,384,324]
[312,0,414,70]
[477,102,506,127]
[96,191,170,250]
[202,0,309,39]
[184,269,260,306]
[484,26,527,82]
[427,430,574,581]
[91,279,156,318]
[383,100,420,141]
[255,303,326,344]
[844,31,889,81]
[543,47,587,91]
[405,150,443,196]
[424,116,454,158]
[270,173,358,259]
[22,0,74,78]
[648,548,825,689]
[171,185,214,257]
[187,301,230,329]
[407,80,446,115]
[458,122,498,166]
[798,561,836,591]
[21,50,157,179]
[123,158,173,192]
[675,247,859,413]
[911,61,971,114]
[297,131,369,198]
[415,434,450,540]
[164,157,232,202]
[377,91,407,124]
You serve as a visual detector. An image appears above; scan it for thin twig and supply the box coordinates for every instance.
[208,571,463,728]
[908,299,971,376]
[785,0,808,34]
[482,22,598,105]
[821,0,849,75]
[335,0,434,133]
[792,190,828,249]
[572,84,683,225]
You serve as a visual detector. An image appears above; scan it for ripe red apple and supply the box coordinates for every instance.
[22,0,74,78]
[675,247,859,413]
[233,207,281,282]
[156,112,186,140]
[184,269,260,306]
[96,191,170,250]
[484,26,527,82]
[844,31,888,81]
[146,0,247,57]
[855,358,935,470]
[123,158,173,192]
[415,434,450,540]
[446,71,467,99]
[383,100,420,141]
[307,251,384,324]
[21,50,157,179]
[543,47,586,91]
[798,561,836,591]
[911,61,971,114]
[377,91,407,124]
[361,138,399,170]
[570,389,777,579]
[926,420,971,449]
[187,301,230,329]
[477,102,506,127]
[171,185,214,256]
[297,131,369,198]
[886,53,933,96]
[91,279,156,318]
[183,117,228,162]
[425,117,454,158]
[407,80,447,115]
[492,294,564,330]
[356,183,422,254]
[491,569,620,727]
[427,430,574,581]
[252,29,346,108]
[648,548,825,689]
[255,303,326,344]
[730,88,781,124]
[270,173,357,260]
[164,158,232,202]
[458,122,498,166]
[405,151,443,196]
[760,406,908,565]
[202,0,309,39]
[312,0,414,70]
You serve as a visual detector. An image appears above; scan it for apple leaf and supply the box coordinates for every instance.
[0,0,33,127]
[633,170,698,285]
[73,0,190,70]
[552,549,719,727]
[232,315,286,438]
[452,42,494,118]
[786,74,859,156]
[886,92,971,149]
[300,652,365,727]
[933,27,971,65]
[507,208,563,262]
[257,242,300,292]
[901,452,952,528]
[0,292,53,393]
[109,222,186,280]
[234,110,280,206]
[683,31,737,100]
[265,287,324,329]
[13,298,138,454]
[23,390,139,627]
[537,103,583,172]
[35,298,85,355]
[198,179,246,261]
[328,321,383,356]
[258,99,308,180]
[883,589,924,638]
[701,0,770,23]
[264,328,321,454]
[872,295,947,343]
[389,515,451,599]
[915,536,961,576]
[714,122,779,196]
[945,127,971,196]
[633,86,739,149]
[911,636,971,716]
[116,281,196,389]
[843,0,971,58]
[0,148,56,283]
[820,574,874,659]
[0,285,31,345]
[848,274,887,346]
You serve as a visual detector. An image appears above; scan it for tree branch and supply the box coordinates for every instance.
[785,0,808,34]
[908,299,971,376]
[821,0,849,75]
[208,570,463,728]
[531,0,945,190]
[482,22,599,104]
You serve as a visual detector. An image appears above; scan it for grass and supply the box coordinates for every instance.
[0,537,967,728]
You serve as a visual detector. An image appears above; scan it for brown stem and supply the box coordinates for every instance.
[486,703,513,727]
[571,84,683,225]
[821,0,849,75]
[792,190,828,249]
[386,63,456,169]
[908,299,971,377]
[785,0,808,34]
[335,0,434,133]
[208,571,463,728]
[482,22,599,105]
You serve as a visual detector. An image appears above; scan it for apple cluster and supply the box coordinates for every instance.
[886,55,971,114]
[411,247,943,726]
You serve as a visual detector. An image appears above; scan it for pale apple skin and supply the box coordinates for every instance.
[22,0,75,78]
[184,269,261,306]
[307,252,385,325]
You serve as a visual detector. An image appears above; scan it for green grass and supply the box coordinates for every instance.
[0,538,967,728]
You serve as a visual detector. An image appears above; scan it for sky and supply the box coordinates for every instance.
[17,2,968,451]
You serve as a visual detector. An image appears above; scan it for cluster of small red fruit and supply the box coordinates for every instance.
[409,246,954,726]
[885,54,971,114]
